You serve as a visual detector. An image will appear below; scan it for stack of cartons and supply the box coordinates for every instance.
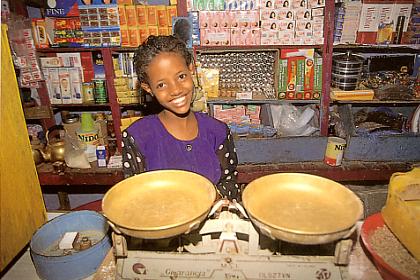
[334,1,363,43]
[278,48,322,100]
[113,52,140,104]
[118,1,177,47]
[40,53,84,104]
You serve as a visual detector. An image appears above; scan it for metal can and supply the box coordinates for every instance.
[93,79,108,104]
[82,82,95,103]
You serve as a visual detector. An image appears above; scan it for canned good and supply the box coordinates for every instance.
[93,79,108,104]
[82,82,95,103]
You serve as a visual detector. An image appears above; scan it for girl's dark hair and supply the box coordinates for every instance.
[134,35,192,84]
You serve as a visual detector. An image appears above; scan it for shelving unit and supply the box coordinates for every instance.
[24,0,418,175]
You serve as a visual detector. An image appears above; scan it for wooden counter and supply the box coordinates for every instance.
[37,161,414,186]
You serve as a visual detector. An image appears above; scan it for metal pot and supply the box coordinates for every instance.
[43,125,66,162]
[332,51,365,91]
[242,173,364,245]
[32,149,44,165]
[102,170,217,239]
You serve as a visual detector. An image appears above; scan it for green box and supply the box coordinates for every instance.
[278,59,288,98]
[296,58,305,93]
[314,53,323,92]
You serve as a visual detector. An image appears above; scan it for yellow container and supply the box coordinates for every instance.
[382,168,420,261]
[324,137,346,166]
[77,129,100,146]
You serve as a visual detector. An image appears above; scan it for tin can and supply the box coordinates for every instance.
[93,79,108,104]
[82,82,95,103]
[324,137,346,166]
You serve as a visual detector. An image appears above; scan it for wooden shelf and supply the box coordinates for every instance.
[207,99,320,105]
[36,47,105,53]
[332,99,420,105]
[333,43,420,53]
[195,45,323,52]
[51,103,111,109]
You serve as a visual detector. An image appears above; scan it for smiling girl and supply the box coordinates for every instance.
[121,35,241,201]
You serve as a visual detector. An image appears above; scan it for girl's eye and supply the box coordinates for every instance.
[156,82,165,89]
[179,73,187,80]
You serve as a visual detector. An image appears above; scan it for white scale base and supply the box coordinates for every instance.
[113,202,353,280]
[116,251,350,280]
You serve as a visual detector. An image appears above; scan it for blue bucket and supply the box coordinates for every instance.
[30,210,111,280]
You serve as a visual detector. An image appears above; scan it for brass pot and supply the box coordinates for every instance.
[44,125,66,163]
[32,149,44,165]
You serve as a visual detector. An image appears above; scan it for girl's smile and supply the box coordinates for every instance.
[142,52,194,116]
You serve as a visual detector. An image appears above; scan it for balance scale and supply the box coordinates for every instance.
[112,201,353,280]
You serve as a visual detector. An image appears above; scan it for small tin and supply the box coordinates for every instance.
[93,79,108,104]
[82,82,95,103]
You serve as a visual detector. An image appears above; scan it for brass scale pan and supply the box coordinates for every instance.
[103,171,363,244]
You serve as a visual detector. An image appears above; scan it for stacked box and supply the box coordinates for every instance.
[279,48,320,100]
[278,59,288,99]
[78,3,121,47]
[118,4,177,47]
[313,52,322,99]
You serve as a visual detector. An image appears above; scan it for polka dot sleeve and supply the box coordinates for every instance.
[216,129,241,201]
[121,130,145,179]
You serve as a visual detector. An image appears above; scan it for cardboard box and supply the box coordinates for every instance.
[313,52,322,93]
[129,27,141,47]
[48,68,62,104]
[157,6,168,27]
[296,57,305,95]
[59,68,72,104]
[118,5,127,25]
[148,6,158,26]
[31,19,49,48]
[304,56,314,92]
[136,5,148,26]
[139,27,149,43]
[166,5,177,26]
[278,58,288,99]
[125,5,138,26]
[120,26,130,46]
[69,67,83,103]
[286,56,299,96]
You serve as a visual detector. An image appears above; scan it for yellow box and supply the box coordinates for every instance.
[118,5,127,25]
[156,6,168,27]
[139,27,149,44]
[125,5,137,26]
[136,5,148,26]
[129,27,140,47]
[115,84,130,92]
[158,27,170,36]
[117,97,131,104]
[114,77,129,86]
[147,5,158,26]
[382,168,420,261]
[166,6,177,26]
[148,26,158,36]
[114,69,125,78]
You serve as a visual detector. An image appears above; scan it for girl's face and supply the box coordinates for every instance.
[142,52,194,116]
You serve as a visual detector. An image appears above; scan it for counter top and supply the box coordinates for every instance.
[37,161,415,186]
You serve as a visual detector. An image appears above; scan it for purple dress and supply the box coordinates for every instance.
[122,112,240,200]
